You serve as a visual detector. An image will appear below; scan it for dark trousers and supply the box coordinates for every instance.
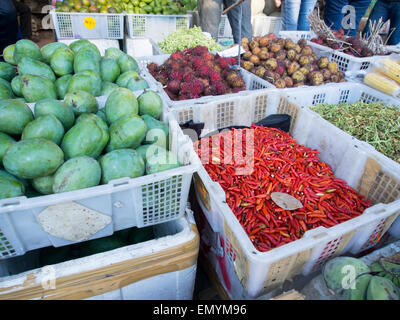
[12,0,32,39]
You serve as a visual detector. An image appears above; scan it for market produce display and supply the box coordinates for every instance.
[147,46,244,100]
[194,125,371,252]
[0,39,149,102]
[323,256,400,300]
[158,27,222,54]
[240,33,345,88]
[310,101,400,163]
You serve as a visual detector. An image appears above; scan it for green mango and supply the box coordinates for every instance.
[136,144,164,163]
[64,90,99,116]
[145,149,181,174]
[55,74,73,100]
[342,273,372,300]
[115,70,140,88]
[107,114,147,152]
[20,74,57,103]
[127,77,149,92]
[3,138,64,179]
[76,113,109,156]
[80,70,102,97]
[17,57,56,82]
[34,98,75,130]
[141,114,169,148]
[99,148,145,184]
[0,81,13,100]
[78,233,127,257]
[13,39,42,64]
[105,87,138,124]
[11,76,22,97]
[118,54,139,73]
[0,132,16,165]
[100,57,120,83]
[61,121,104,159]
[69,39,92,54]
[104,47,124,61]
[96,108,108,124]
[3,44,16,65]
[367,276,400,300]
[100,81,119,96]
[50,47,74,77]
[0,62,16,81]
[40,42,68,64]
[0,99,34,135]
[137,90,163,119]
[52,156,101,193]
[21,114,65,145]
[0,170,25,200]
[73,47,101,74]
[32,174,54,195]
[67,71,102,97]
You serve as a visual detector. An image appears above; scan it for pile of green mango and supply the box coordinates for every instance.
[0,40,182,201]
[323,256,400,300]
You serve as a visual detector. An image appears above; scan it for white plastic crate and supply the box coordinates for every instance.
[252,15,282,37]
[187,90,400,299]
[50,10,124,40]
[218,15,233,39]
[125,13,192,42]
[123,37,164,58]
[0,103,200,260]
[0,208,199,300]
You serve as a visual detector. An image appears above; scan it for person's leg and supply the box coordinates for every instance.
[363,0,389,39]
[323,0,348,31]
[297,0,318,30]
[387,2,400,45]
[281,0,301,30]
[224,0,252,43]
[198,0,223,40]
[348,0,371,36]
[12,0,32,39]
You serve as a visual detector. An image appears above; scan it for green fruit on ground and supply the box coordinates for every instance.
[61,120,104,159]
[104,47,124,61]
[99,148,145,184]
[3,44,16,65]
[118,54,139,73]
[100,57,120,83]
[0,62,16,81]
[21,114,65,145]
[76,113,109,156]
[32,174,54,195]
[13,39,42,64]
[11,76,22,97]
[0,99,34,135]
[107,114,147,152]
[0,80,13,100]
[367,276,400,300]
[141,114,169,148]
[20,74,57,103]
[34,98,75,130]
[67,71,102,97]
[52,156,101,193]
[78,234,127,257]
[100,81,119,96]
[341,273,372,300]
[17,57,56,81]
[105,87,138,124]
[145,149,181,174]
[127,77,149,91]
[0,132,16,164]
[40,42,68,64]
[50,47,74,77]
[137,90,163,119]
[323,257,371,294]
[3,138,64,179]
[64,90,99,115]
[73,47,101,74]
[116,70,140,88]
[0,170,25,200]
[55,74,73,100]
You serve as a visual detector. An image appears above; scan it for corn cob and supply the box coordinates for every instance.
[364,72,400,97]
[378,58,400,84]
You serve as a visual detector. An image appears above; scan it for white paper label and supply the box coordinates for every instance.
[217,45,246,57]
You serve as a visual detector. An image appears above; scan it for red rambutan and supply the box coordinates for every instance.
[196,65,212,78]
[170,51,184,60]
[192,46,209,56]
[167,79,181,94]
[170,69,183,81]
[209,70,222,82]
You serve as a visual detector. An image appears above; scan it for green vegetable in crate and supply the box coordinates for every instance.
[3,44,16,65]
[100,57,121,83]
[105,87,138,124]
[21,114,65,145]
[127,76,149,92]
[52,156,101,193]
[73,47,101,74]
[127,226,154,245]
[64,90,99,115]
[107,114,147,151]
[39,245,72,266]
[141,114,169,148]
[146,149,181,174]
[99,148,145,184]
[137,90,163,119]
[0,99,34,135]
[32,174,54,195]
[0,79,13,100]
[17,57,56,81]
[100,81,119,96]
[20,74,57,103]
[0,132,16,165]
[76,113,109,156]
[34,98,75,130]
[50,47,75,77]
[118,53,139,74]
[13,39,42,64]
[116,70,141,88]
[0,62,16,82]
[55,74,73,100]
[11,76,22,97]
[3,138,64,179]
[40,42,68,64]
[104,47,124,61]
[0,170,25,200]
[367,276,400,300]
[67,71,102,97]
[136,143,164,162]
[78,234,128,258]
[61,120,104,160]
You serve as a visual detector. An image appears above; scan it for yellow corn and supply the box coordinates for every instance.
[364,71,400,97]
[378,58,400,84]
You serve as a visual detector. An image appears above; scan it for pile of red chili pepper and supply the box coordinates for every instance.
[194,125,372,252]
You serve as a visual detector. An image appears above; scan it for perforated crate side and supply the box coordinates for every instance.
[0,228,18,259]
